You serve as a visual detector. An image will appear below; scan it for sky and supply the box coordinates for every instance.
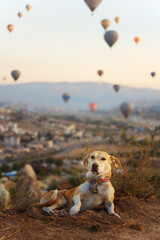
[0,0,160,89]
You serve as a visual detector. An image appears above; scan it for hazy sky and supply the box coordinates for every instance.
[0,0,160,89]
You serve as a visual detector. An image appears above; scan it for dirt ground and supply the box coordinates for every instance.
[0,196,160,240]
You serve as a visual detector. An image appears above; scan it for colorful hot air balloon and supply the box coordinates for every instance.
[134,37,140,44]
[115,17,120,23]
[11,70,21,81]
[120,102,134,119]
[18,12,23,18]
[113,84,120,92]
[89,103,97,113]
[62,93,71,103]
[104,31,119,48]
[26,4,32,12]
[101,19,111,30]
[97,70,103,77]
[7,24,14,32]
[84,0,102,12]
[151,72,156,77]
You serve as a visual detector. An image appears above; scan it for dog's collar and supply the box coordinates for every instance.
[88,177,110,194]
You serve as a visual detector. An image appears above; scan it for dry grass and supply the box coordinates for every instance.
[75,130,160,199]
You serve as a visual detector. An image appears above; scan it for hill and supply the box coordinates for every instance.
[0,197,160,240]
[0,82,160,111]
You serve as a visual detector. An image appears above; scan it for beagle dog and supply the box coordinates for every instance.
[37,151,121,218]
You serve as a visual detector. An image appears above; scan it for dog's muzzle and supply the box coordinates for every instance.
[91,163,99,172]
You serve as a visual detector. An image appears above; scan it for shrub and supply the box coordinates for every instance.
[68,172,85,187]
[12,162,24,171]
[46,157,63,166]
[47,180,59,191]
[52,168,61,176]
[0,163,11,172]
[54,159,63,167]
[112,129,160,198]
[46,157,55,164]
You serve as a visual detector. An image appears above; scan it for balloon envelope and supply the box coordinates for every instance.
[84,0,102,12]
[89,103,97,113]
[134,37,140,44]
[26,4,32,11]
[113,84,120,92]
[62,93,71,103]
[115,17,120,23]
[7,24,14,32]
[18,12,23,18]
[101,19,111,30]
[50,108,54,113]
[134,108,141,116]
[97,70,103,77]
[120,102,134,118]
[151,72,156,77]
[11,70,21,81]
[104,31,119,48]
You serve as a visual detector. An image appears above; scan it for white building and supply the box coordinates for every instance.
[4,135,20,147]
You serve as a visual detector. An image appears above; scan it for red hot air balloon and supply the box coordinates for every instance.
[97,70,103,77]
[50,108,54,113]
[89,103,97,113]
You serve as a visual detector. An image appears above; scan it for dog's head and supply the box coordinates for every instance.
[83,151,121,178]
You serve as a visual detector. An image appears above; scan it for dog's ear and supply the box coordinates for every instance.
[83,154,89,167]
[110,155,121,168]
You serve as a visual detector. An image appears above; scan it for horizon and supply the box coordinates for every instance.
[1,81,160,92]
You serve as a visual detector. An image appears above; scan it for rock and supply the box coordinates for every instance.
[0,183,10,208]
[0,177,16,191]
[16,164,41,205]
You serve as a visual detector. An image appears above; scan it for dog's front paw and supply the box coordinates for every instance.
[109,212,121,218]
[69,207,79,215]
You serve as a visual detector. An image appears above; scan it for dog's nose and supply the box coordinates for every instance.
[92,163,98,169]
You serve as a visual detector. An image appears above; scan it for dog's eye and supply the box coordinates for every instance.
[101,157,106,161]
[91,156,95,159]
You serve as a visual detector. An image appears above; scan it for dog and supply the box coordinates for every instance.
[37,151,121,217]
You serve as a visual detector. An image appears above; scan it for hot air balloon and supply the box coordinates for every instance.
[84,0,102,12]
[104,31,119,48]
[120,102,134,119]
[134,37,140,44]
[3,77,6,81]
[62,93,71,103]
[50,108,54,113]
[134,108,141,116]
[26,4,32,12]
[11,70,21,81]
[115,17,120,23]
[89,103,97,113]
[97,70,103,77]
[7,24,14,32]
[113,84,120,92]
[101,19,111,30]
[18,12,23,18]
[151,72,156,77]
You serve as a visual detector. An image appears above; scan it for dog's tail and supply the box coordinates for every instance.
[35,189,58,208]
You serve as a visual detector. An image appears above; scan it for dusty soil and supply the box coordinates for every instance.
[0,197,160,240]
